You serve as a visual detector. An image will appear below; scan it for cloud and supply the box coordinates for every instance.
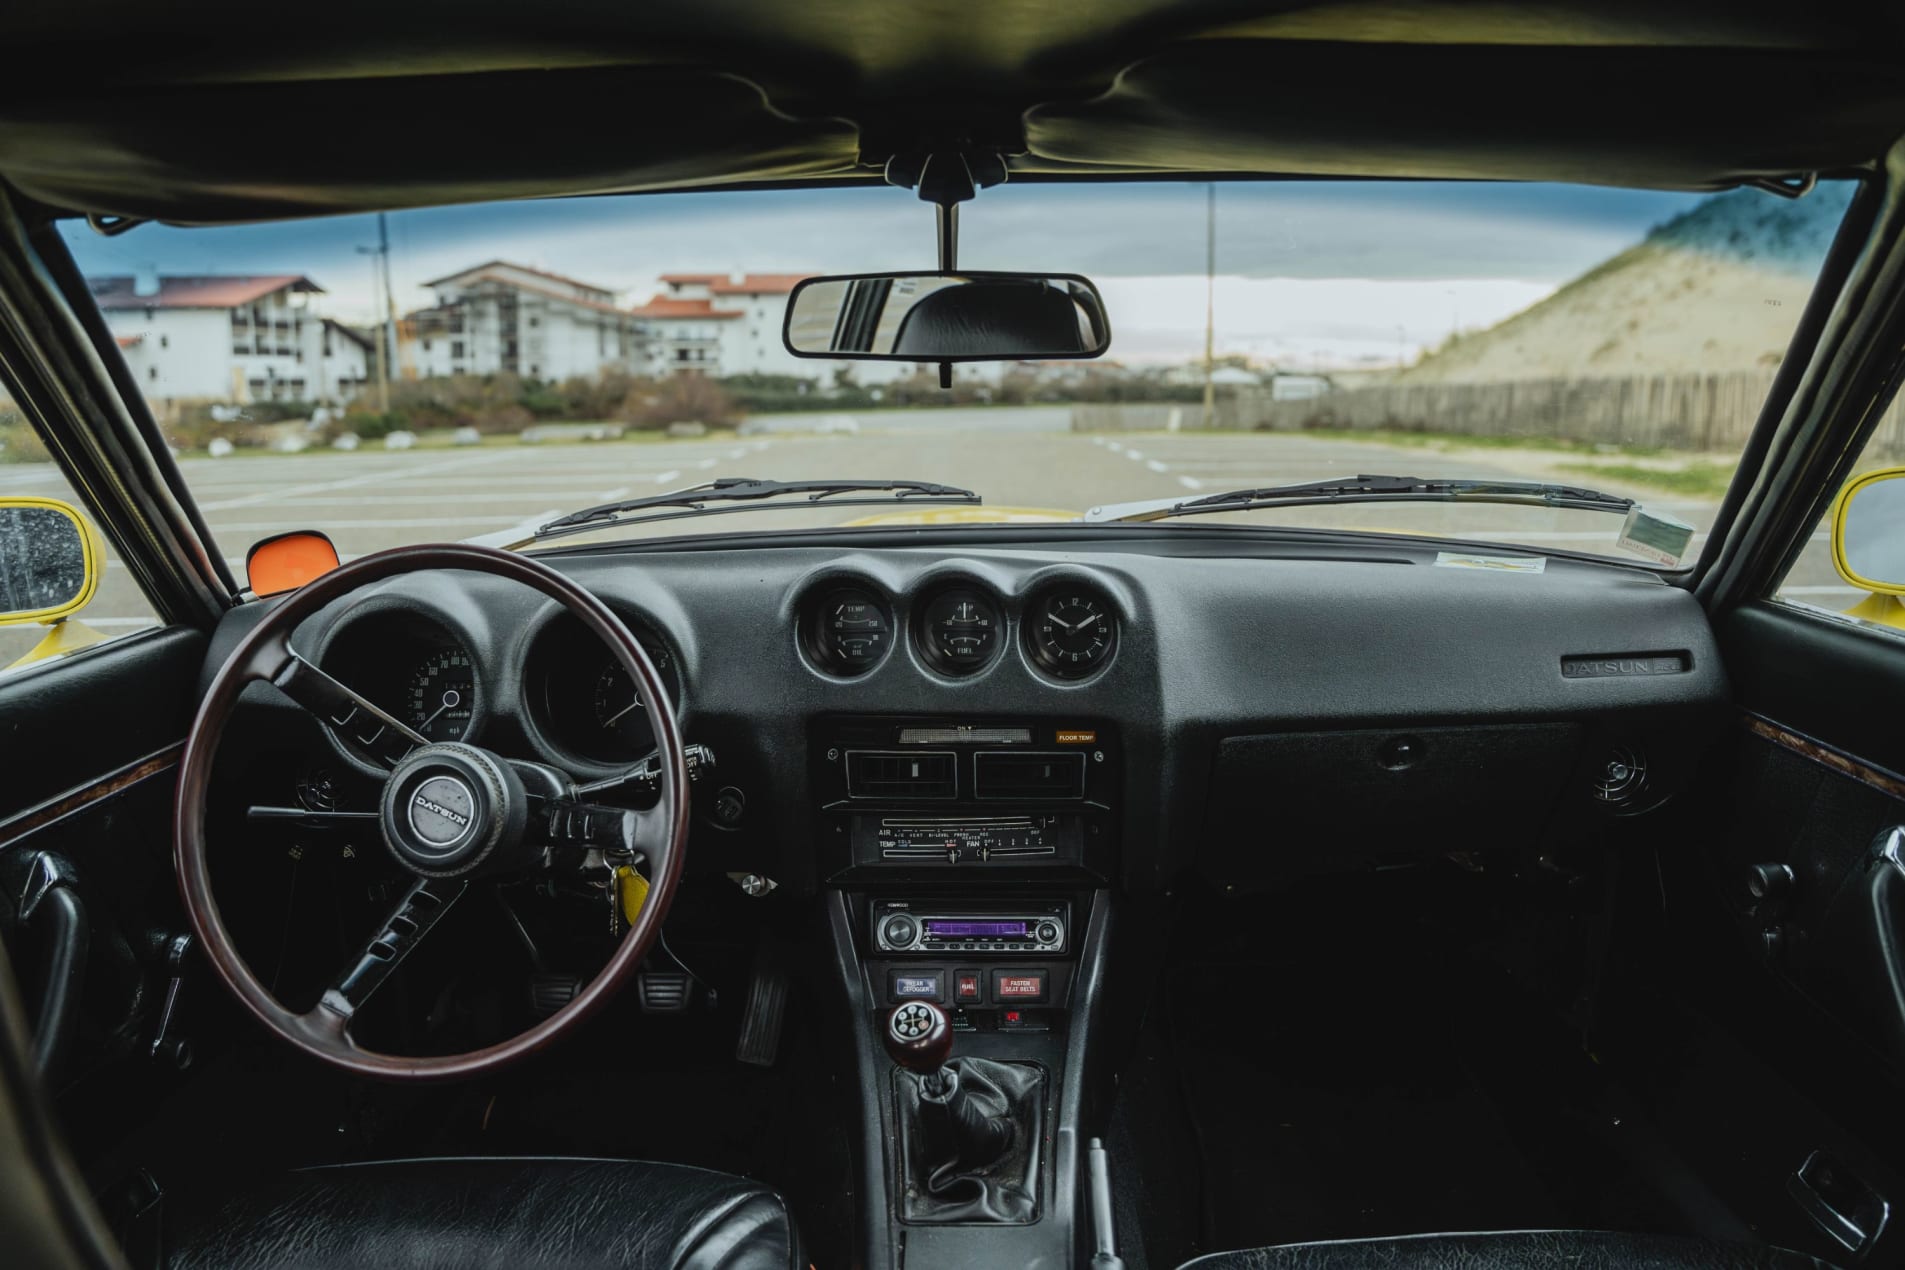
[57,181,1698,337]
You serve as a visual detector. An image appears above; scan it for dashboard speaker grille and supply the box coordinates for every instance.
[1592,745,1650,808]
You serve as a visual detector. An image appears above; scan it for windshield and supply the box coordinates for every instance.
[37,178,1851,581]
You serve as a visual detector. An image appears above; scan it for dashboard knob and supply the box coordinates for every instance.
[1036,921,1061,945]
[881,913,918,949]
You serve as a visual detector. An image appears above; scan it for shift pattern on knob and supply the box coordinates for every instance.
[892,1001,935,1040]
[885,999,954,1074]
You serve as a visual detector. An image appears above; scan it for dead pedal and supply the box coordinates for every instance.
[735,946,790,1067]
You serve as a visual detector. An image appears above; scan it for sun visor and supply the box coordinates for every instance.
[1024,42,1905,189]
[0,68,862,223]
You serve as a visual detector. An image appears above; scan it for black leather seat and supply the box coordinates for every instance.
[168,1156,798,1270]
[1178,1229,1838,1269]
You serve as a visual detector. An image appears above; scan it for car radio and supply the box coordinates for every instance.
[872,901,1068,954]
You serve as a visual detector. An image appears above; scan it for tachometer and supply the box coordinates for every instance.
[407,649,475,741]
[591,640,674,750]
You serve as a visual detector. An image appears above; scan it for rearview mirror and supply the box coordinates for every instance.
[783,272,1111,362]
[0,498,100,625]
[1834,467,1905,615]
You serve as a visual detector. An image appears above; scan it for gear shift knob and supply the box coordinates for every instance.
[885,1001,953,1074]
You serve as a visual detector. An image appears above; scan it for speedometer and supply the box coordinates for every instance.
[407,649,475,741]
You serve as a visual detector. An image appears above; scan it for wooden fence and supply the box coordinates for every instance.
[1074,370,1905,459]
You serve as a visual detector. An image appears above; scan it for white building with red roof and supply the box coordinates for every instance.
[89,274,373,407]
[407,261,647,381]
[633,272,909,382]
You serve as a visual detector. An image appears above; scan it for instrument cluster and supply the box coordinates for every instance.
[800,573,1121,683]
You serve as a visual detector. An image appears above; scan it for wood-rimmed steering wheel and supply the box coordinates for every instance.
[173,544,689,1080]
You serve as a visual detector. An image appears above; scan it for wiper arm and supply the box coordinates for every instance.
[533,477,980,542]
[1082,474,1635,525]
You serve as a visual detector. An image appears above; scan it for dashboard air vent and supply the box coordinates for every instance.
[974,751,1087,800]
[846,750,957,800]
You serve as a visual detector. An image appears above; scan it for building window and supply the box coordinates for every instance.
[423,339,432,352]
[451,340,465,358]
[528,317,540,328]
[160,334,169,349]
[529,364,540,376]
[148,366,158,381]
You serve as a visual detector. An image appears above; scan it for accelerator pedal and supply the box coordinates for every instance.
[734,940,790,1067]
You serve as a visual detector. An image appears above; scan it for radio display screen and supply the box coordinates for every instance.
[925,919,1028,938]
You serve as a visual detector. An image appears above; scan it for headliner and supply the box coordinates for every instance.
[1,0,1902,223]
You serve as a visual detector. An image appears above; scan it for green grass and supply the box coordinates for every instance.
[1555,460,1737,499]
[1287,426,1667,458]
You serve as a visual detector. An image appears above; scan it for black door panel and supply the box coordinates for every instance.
[0,627,206,823]
[1721,602,1905,778]
[1689,599,1905,1260]
[0,626,205,1104]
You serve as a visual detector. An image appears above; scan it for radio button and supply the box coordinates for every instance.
[991,969,1048,1003]
[1036,921,1061,945]
[881,914,919,949]
[955,971,983,1003]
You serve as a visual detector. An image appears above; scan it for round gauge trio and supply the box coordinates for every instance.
[407,648,476,741]
[806,580,1118,679]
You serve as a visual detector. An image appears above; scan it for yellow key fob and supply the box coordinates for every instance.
[616,865,650,927]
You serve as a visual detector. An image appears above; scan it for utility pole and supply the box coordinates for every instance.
[357,214,396,413]
[1201,183,1216,430]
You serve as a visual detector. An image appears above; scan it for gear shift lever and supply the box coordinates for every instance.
[884,1001,1015,1166]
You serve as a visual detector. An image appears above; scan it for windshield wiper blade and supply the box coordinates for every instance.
[1081,474,1635,525]
[533,477,980,541]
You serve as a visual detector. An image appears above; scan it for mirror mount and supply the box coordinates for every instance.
[883,152,1010,388]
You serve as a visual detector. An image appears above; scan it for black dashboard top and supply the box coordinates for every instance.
[208,533,1726,891]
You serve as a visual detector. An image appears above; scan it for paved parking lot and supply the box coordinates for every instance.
[0,408,1861,665]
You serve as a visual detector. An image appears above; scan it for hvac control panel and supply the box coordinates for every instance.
[812,716,1118,882]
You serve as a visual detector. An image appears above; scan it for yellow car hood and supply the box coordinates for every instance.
[842,506,1079,526]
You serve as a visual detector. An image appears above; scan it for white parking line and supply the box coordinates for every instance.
[1145,459,1168,473]
[1178,476,1204,490]
[194,450,520,512]
[653,470,681,485]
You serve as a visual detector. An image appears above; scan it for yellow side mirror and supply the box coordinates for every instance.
[1831,466,1905,629]
[0,496,107,667]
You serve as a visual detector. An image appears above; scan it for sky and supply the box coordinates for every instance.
[59,181,1705,368]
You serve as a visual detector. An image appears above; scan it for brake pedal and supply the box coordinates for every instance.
[735,956,790,1067]
[637,971,693,1013]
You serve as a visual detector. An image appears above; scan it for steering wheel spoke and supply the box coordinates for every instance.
[267,646,427,764]
[316,877,467,1027]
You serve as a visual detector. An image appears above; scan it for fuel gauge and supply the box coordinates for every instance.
[918,586,1001,674]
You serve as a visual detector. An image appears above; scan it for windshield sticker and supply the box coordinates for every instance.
[1617,507,1696,567]
[1434,552,1546,573]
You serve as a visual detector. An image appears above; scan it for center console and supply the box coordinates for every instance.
[814,716,1121,1270]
